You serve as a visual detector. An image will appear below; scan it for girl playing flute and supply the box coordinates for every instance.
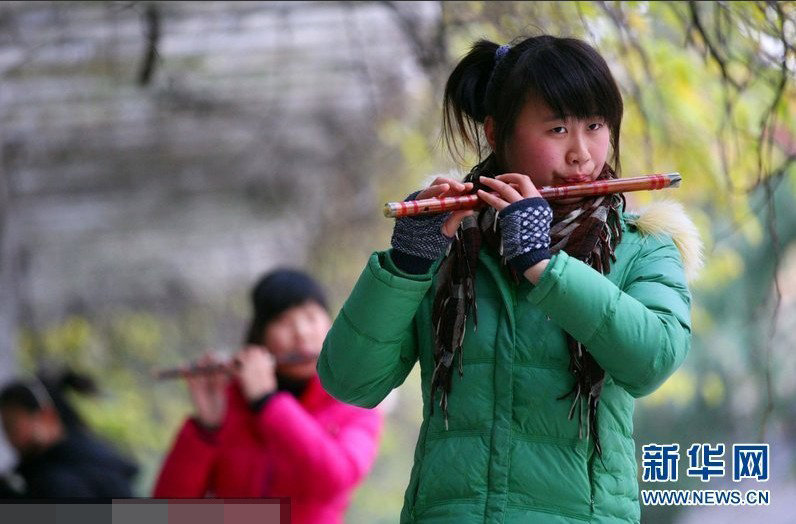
[319,34,702,523]
[154,269,382,524]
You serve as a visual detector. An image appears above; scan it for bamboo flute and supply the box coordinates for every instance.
[384,172,681,219]
[153,353,316,380]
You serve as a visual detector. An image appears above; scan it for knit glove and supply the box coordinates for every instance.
[498,197,553,274]
[390,191,454,274]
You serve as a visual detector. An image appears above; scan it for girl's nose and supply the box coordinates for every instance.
[294,319,312,347]
[566,137,591,166]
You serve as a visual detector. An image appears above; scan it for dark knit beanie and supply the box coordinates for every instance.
[243,268,328,346]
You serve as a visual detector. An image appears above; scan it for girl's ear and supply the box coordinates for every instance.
[484,116,497,150]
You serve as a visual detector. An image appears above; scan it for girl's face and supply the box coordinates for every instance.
[486,96,611,203]
[1,405,36,454]
[0,405,60,457]
[262,301,331,381]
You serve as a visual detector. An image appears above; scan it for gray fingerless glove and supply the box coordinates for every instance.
[390,191,453,273]
[498,197,553,274]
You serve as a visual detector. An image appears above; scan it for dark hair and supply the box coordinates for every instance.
[442,35,623,174]
[243,268,328,346]
[0,367,97,430]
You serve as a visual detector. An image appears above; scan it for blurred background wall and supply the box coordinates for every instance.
[1,1,794,522]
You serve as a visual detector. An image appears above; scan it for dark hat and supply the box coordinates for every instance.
[244,268,328,345]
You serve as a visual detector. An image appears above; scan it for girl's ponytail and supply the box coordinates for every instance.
[442,39,503,161]
[38,366,97,430]
[54,368,98,396]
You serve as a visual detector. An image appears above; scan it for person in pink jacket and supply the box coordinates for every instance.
[153,269,383,523]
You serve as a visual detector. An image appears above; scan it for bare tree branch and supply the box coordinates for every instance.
[597,1,657,170]
[379,0,447,80]
[757,176,781,441]
[688,1,743,91]
[138,2,160,86]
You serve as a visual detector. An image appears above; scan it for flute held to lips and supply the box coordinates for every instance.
[152,352,317,380]
[384,172,681,219]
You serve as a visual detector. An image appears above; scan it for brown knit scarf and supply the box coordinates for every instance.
[430,154,625,457]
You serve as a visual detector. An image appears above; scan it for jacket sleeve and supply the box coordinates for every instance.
[31,470,96,497]
[152,418,218,497]
[252,394,383,498]
[527,235,692,398]
[317,250,431,408]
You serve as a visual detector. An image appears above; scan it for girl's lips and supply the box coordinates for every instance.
[554,176,592,186]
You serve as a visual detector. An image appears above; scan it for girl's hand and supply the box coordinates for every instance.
[391,177,475,271]
[476,173,541,210]
[186,351,229,429]
[477,174,552,280]
[415,177,475,237]
[234,346,278,402]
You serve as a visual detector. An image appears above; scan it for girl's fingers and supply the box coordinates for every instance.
[433,177,467,192]
[479,176,523,203]
[441,209,474,237]
[495,173,541,198]
[477,189,510,211]
[416,183,449,200]
[438,181,475,200]
[416,179,473,201]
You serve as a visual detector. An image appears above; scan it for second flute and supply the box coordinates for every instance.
[153,353,316,380]
[384,172,681,218]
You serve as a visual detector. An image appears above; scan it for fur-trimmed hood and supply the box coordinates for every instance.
[625,200,704,282]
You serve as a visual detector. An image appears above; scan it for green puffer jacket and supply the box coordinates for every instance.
[318,203,698,523]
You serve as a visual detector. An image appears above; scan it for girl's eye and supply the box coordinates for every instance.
[588,122,604,131]
[551,126,567,134]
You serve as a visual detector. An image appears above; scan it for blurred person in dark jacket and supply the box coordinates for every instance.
[0,367,138,498]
